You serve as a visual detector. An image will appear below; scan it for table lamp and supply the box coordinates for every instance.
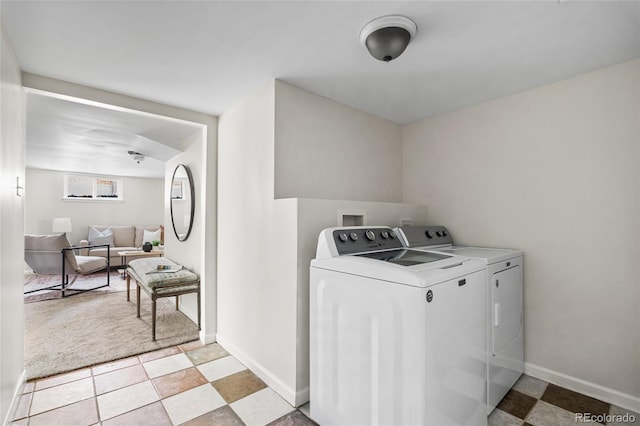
[52,217,72,234]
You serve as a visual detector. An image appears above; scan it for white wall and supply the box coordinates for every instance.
[218,81,302,402]
[402,59,640,409]
[274,80,402,202]
[218,80,428,406]
[25,168,163,245]
[164,132,206,332]
[0,27,26,424]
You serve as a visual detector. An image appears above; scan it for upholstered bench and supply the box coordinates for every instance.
[126,257,200,341]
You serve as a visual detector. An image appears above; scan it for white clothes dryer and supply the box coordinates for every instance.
[310,226,488,426]
[395,226,524,414]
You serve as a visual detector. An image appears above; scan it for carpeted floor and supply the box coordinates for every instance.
[24,288,200,380]
[23,270,124,303]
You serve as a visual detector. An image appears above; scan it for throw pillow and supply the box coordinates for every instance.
[88,227,114,247]
[143,228,162,244]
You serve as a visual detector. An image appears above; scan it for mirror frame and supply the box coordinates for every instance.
[170,164,195,242]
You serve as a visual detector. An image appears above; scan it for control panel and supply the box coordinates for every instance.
[397,225,453,248]
[333,227,404,255]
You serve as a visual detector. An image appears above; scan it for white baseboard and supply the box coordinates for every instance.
[296,386,310,407]
[3,369,26,426]
[177,300,215,345]
[525,362,640,413]
[216,334,300,407]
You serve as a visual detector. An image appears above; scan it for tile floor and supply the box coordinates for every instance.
[489,375,639,426]
[12,341,317,426]
[13,342,639,426]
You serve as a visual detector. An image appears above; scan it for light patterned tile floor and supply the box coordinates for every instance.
[197,355,246,382]
[142,353,193,379]
[13,342,639,425]
[161,383,226,424]
[229,388,294,426]
[96,380,159,421]
[489,375,639,426]
[13,342,316,426]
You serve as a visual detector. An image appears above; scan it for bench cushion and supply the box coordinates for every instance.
[153,283,200,296]
[128,257,198,289]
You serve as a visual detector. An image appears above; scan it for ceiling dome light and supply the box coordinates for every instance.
[360,15,417,62]
[127,150,145,164]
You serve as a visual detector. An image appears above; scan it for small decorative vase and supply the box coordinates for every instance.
[142,242,153,252]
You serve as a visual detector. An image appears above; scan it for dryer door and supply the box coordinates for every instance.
[491,266,523,356]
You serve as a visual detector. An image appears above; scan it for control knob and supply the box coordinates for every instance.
[365,230,376,241]
[349,232,359,241]
[436,231,443,237]
[380,231,389,239]
[442,229,447,236]
[389,231,396,239]
[425,230,434,239]
[338,233,348,242]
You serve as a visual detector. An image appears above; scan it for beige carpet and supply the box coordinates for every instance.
[24,270,125,303]
[24,289,199,380]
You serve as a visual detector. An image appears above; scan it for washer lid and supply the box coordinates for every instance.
[436,247,522,264]
[311,251,486,288]
[356,248,451,266]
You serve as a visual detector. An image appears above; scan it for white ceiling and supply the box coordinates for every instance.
[2,1,639,176]
[25,91,203,178]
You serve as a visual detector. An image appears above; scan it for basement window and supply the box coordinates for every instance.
[63,174,124,201]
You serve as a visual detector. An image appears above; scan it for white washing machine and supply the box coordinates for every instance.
[310,226,488,426]
[395,226,524,414]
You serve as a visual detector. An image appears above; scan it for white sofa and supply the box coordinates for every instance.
[79,225,163,267]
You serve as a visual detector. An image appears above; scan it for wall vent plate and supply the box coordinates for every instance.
[338,209,367,226]
[399,218,413,226]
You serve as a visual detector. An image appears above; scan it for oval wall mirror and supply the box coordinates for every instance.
[170,164,195,242]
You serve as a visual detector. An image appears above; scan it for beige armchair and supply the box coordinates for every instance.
[24,233,111,297]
